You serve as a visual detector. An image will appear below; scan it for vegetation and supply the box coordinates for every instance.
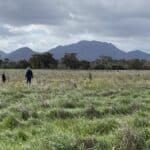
[0,53,150,70]
[0,70,149,149]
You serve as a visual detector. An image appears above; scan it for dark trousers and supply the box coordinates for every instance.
[27,78,32,84]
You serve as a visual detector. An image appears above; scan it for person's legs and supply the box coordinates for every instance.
[2,79,6,83]
[29,79,31,84]
[27,78,31,84]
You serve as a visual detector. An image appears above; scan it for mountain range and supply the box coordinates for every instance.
[0,40,150,61]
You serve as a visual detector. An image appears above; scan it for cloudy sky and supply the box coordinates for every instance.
[0,0,150,53]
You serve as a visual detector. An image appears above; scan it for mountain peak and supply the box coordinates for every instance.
[77,40,112,45]
[5,47,35,61]
[128,50,143,53]
[15,47,33,52]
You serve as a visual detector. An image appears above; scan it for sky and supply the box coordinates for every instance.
[0,0,150,53]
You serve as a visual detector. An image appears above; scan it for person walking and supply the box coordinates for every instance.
[25,67,33,84]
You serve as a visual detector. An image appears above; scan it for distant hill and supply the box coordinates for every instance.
[127,50,150,60]
[2,47,35,61]
[49,41,126,60]
[49,41,150,60]
[0,51,7,59]
[0,40,150,61]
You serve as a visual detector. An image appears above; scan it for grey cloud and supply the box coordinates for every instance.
[0,0,70,25]
[0,0,150,51]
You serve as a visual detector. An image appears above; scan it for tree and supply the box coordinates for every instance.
[128,59,144,70]
[29,53,57,69]
[61,53,79,69]
[91,56,113,70]
[4,58,9,63]
[18,60,29,68]
[79,60,90,69]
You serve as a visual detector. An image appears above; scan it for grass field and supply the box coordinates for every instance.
[0,70,149,150]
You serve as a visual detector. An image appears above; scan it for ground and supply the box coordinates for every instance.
[0,70,149,150]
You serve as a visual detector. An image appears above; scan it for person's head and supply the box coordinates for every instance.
[26,67,31,70]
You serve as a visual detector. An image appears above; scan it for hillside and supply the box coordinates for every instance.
[49,41,150,60]
[5,47,35,61]
[50,40,126,60]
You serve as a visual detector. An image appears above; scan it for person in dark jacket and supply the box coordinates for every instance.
[2,73,6,83]
[25,67,33,84]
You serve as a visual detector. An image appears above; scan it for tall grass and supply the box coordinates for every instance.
[0,70,149,149]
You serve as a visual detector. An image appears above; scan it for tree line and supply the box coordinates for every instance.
[0,52,150,70]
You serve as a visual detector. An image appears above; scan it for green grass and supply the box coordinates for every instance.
[0,70,149,149]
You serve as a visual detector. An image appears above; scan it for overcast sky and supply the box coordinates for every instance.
[0,0,150,53]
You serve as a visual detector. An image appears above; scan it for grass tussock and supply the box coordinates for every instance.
[84,105,101,119]
[115,127,145,150]
[3,115,21,129]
